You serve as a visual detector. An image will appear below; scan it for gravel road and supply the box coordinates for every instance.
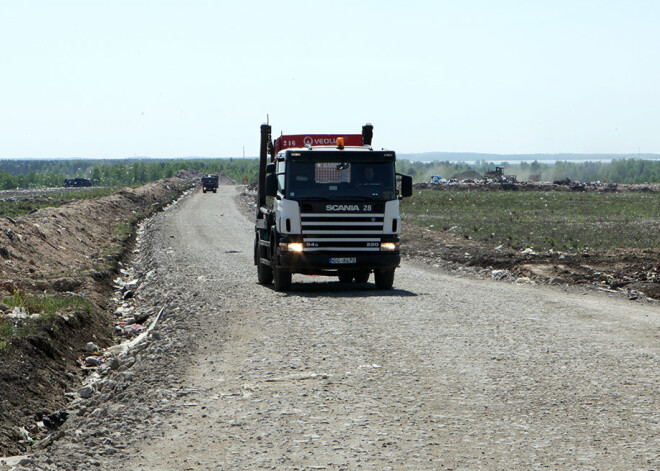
[17,185,659,470]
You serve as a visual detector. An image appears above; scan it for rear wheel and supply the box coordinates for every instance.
[374,269,395,290]
[273,265,292,291]
[354,271,370,283]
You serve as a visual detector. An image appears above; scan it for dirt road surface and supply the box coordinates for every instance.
[17,185,659,470]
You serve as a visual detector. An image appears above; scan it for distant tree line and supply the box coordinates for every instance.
[0,157,657,190]
[0,158,259,190]
[396,158,660,183]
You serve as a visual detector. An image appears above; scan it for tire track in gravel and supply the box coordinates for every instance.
[20,185,658,470]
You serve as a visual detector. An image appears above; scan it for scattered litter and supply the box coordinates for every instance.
[85,342,100,353]
[85,356,102,367]
[43,411,69,430]
[0,455,31,468]
[128,324,147,334]
[7,307,27,319]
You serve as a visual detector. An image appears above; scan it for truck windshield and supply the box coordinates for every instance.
[285,162,396,201]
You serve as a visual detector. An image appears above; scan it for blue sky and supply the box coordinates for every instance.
[1,1,658,158]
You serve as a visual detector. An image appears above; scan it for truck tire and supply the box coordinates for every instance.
[273,265,292,291]
[257,260,273,285]
[338,271,353,283]
[354,271,370,283]
[374,269,395,290]
[255,237,273,285]
[213,189,217,193]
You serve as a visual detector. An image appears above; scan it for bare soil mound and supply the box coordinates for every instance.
[401,222,659,301]
[0,174,196,455]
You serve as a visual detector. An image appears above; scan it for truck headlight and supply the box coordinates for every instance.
[280,242,304,252]
[288,242,304,252]
[380,242,399,251]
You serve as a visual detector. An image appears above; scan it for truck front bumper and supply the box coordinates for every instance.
[276,251,400,274]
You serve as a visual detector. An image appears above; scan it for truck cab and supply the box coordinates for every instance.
[255,124,412,291]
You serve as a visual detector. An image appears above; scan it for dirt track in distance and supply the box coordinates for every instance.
[16,185,659,470]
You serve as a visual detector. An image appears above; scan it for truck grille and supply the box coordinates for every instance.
[300,213,384,251]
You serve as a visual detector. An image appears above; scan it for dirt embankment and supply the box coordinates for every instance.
[0,172,197,455]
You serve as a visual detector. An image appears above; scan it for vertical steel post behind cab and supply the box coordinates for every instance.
[257,124,271,218]
[362,123,373,146]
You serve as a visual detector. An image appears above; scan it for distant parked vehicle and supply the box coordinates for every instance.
[64,178,92,187]
[202,174,219,193]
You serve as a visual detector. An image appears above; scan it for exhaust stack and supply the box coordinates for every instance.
[257,123,271,216]
[362,123,373,146]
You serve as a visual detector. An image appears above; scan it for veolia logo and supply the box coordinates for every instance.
[326,204,360,211]
[315,137,336,144]
[304,136,313,146]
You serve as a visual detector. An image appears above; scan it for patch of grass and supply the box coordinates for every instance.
[99,207,155,265]
[0,187,118,217]
[1,320,13,337]
[0,291,93,349]
[102,218,139,259]
[402,190,660,252]
[112,221,133,242]
[3,291,93,317]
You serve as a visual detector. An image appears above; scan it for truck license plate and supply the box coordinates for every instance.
[330,257,357,264]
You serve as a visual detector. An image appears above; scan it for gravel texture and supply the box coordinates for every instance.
[14,185,659,470]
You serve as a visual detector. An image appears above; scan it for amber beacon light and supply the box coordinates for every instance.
[336,137,345,149]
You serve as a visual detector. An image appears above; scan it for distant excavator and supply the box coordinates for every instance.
[484,166,517,182]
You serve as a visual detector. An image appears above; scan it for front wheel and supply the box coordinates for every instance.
[257,260,273,285]
[273,265,292,291]
[256,237,272,285]
[374,269,395,290]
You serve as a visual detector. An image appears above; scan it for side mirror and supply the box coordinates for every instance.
[398,174,413,197]
[266,163,276,174]
[265,173,277,197]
